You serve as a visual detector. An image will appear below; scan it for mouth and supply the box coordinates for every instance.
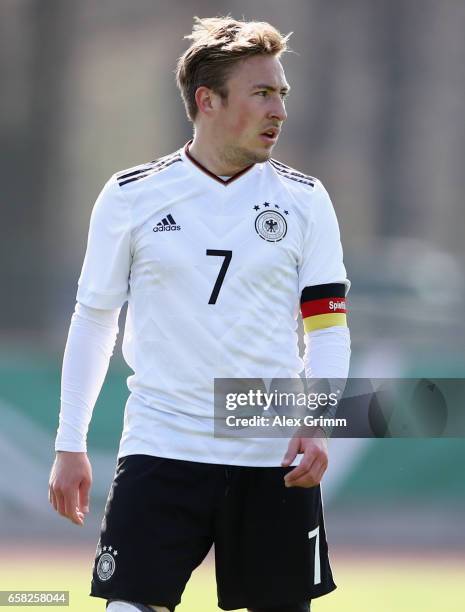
[259,127,280,145]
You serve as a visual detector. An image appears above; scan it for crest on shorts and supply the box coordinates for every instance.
[96,544,118,581]
[252,203,288,242]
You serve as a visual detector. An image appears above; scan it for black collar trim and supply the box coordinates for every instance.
[184,140,255,186]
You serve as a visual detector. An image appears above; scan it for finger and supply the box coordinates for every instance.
[64,489,83,526]
[286,442,328,483]
[79,480,91,514]
[284,455,317,485]
[285,465,310,486]
[55,489,67,517]
[288,459,326,488]
[287,474,319,488]
[281,437,301,467]
[308,458,325,484]
[49,486,58,512]
[315,463,327,482]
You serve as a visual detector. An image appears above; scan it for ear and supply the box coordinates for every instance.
[194,86,218,117]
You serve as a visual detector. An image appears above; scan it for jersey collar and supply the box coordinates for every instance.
[183,140,256,187]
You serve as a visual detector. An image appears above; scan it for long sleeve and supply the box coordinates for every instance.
[297,180,351,431]
[54,302,121,452]
[303,326,351,432]
[303,326,351,380]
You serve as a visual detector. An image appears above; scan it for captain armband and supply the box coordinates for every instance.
[300,283,348,333]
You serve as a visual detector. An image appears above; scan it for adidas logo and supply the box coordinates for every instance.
[153,213,181,232]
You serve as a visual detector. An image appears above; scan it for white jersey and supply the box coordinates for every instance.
[77,141,349,466]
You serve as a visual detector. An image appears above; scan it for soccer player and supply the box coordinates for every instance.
[49,16,350,612]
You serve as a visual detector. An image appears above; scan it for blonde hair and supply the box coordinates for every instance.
[176,16,292,122]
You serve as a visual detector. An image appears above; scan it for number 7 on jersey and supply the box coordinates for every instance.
[206,249,232,304]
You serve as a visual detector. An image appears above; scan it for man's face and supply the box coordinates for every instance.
[212,54,290,167]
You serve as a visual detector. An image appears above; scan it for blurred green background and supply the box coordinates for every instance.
[1,1,464,610]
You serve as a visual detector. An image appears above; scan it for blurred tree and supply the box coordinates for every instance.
[1,0,77,333]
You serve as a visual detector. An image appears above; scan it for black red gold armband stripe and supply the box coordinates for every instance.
[300,283,348,333]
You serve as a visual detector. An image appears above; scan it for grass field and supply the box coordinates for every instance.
[0,546,463,612]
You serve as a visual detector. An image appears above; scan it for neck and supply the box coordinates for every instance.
[188,132,253,177]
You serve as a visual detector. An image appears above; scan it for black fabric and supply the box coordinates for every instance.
[300,283,346,303]
[91,455,336,611]
[248,603,310,612]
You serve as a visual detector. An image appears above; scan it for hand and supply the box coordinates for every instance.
[281,427,328,488]
[48,451,92,526]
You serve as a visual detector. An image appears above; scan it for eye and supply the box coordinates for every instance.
[256,90,268,97]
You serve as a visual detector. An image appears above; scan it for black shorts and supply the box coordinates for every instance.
[90,455,336,611]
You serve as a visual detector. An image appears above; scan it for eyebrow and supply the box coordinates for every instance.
[251,83,291,94]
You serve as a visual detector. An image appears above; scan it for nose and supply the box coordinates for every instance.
[269,96,287,123]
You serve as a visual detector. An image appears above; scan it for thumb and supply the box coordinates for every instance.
[281,437,300,467]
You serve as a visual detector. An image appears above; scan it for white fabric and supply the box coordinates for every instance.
[304,326,351,424]
[55,303,120,452]
[55,314,351,453]
[304,326,351,380]
[77,180,132,309]
[106,602,166,612]
[69,143,349,466]
[297,181,350,296]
